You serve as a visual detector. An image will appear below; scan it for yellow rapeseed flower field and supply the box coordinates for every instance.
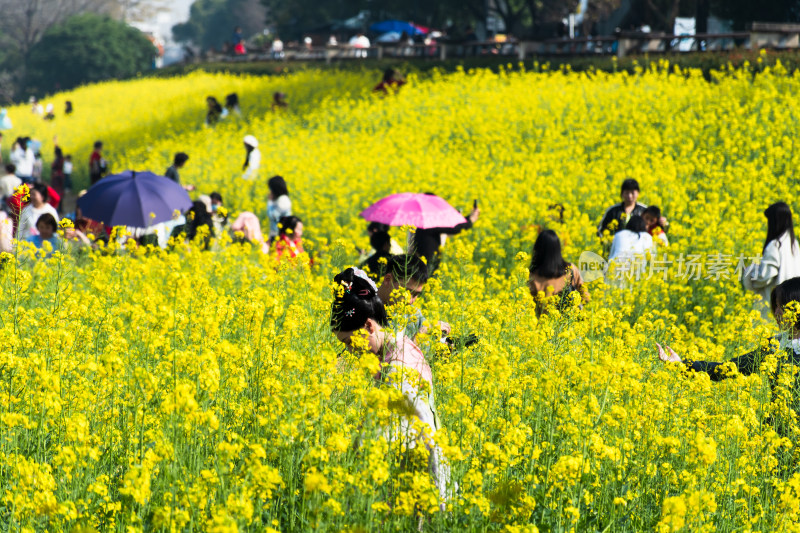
[3,60,800,530]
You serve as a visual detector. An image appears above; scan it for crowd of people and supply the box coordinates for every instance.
[6,85,800,510]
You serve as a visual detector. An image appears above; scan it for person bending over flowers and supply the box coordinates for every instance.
[657,277,800,432]
[331,267,451,507]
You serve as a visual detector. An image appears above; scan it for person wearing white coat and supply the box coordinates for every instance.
[608,215,655,262]
[242,135,261,180]
[744,202,800,320]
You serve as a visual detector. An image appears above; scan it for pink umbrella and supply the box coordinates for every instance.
[360,192,467,229]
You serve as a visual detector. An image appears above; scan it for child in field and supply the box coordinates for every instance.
[643,205,668,246]
[274,215,305,261]
[608,216,654,262]
[25,213,60,257]
[330,267,451,508]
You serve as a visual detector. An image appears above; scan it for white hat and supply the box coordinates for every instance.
[243,135,258,148]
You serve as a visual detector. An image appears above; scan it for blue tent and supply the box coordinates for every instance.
[368,20,424,36]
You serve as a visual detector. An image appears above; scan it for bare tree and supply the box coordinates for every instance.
[110,0,171,23]
[0,0,117,64]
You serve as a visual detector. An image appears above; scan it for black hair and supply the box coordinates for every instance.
[370,231,391,252]
[174,152,189,166]
[187,200,214,246]
[225,93,239,107]
[65,101,73,114]
[529,229,570,279]
[386,254,430,284]
[643,205,661,219]
[626,215,647,234]
[31,183,49,202]
[268,175,289,198]
[764,202,796,253]
[621,178,639,193]
[771,277,800,328]
[367,221,390,233]
[278,215,302,237]
[210,192,223,203]
[5,164,15,174]
[35,213,58,232]
[93,141,103,149]
[383,68,399,82]
[643,206,664,231]
[331,267,387,332]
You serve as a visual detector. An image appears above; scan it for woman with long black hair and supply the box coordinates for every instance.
[744,202,800,319]
[528,229,588,316]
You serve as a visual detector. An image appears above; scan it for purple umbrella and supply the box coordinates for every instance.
[77,170,192,228]
[360,192,467,229]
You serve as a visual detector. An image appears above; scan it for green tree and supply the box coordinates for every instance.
[26,13,155,95]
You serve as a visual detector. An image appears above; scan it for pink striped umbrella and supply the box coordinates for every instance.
[360,193,467,229]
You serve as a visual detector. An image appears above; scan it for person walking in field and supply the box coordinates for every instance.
[528,229,589,316]
[11,137,35,184]
[242,135,261,180]
[89,141,107,185]
[743,202,800,320]
[330,267,451,507]
[165,152,194,191]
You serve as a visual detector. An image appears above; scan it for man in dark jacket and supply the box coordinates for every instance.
[597,178,647,236]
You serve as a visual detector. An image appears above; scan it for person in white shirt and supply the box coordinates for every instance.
[10,137,35,182]
[608,215,655,280]
[744,202,800,320]
[17,183,59,240]
[608,215,655,262]
[271,38,284,59]
[349,33,371,57]
[0,164,22,199]
[242,135,261,180]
